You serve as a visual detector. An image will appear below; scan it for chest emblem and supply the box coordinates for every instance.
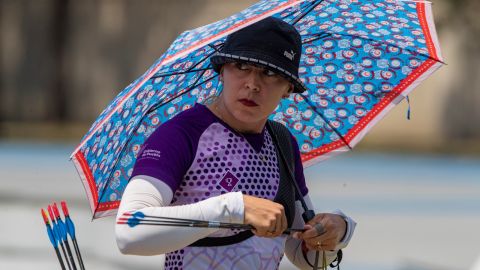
[219,171,239,192]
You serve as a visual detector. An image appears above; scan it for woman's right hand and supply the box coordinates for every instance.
[243,194,287,238]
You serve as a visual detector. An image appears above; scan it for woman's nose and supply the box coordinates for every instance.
[244,70,261,92]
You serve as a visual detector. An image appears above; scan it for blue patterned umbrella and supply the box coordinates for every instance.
[71,0,444,218]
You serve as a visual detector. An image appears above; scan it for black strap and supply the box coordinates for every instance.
[267,120,297,227]
[189,120,297,247]
[189,230,253,247]
[268,120,343,269]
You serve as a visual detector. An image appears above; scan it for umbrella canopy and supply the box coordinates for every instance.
[71,0,444,218]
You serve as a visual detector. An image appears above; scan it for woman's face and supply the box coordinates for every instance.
[217,62,292,132]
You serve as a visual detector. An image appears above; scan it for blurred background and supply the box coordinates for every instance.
[0,0,479,270]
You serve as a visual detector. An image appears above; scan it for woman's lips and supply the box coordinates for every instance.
[239,99,258,107]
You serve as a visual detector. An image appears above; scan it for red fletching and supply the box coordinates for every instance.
[41,208,50,225]
[47,205,56,221]
[61,201,70,217]
[53,203,61,218]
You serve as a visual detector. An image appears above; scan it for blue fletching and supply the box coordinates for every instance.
[57,219,68,242]
[51,221,61,245]
[46,225,58,248]
[65,217,76,240]
[127,216,140,227]
[126,211,145,227]
[132,211,145,219]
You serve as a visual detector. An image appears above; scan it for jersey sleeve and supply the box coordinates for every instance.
[290,134,309,197]
[131,120,195,193]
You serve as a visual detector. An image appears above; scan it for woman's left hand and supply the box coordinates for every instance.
[293,213,346,251]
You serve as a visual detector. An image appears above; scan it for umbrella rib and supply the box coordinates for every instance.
[185,46,219,71]
[150,42,226,80]
[299,93,352,150]
[151,50,218,79]
[303,31,444,63]
[148,74,218,112]
[301,32,332,44]
[150,67,212,79]
[290,0,324,25]
[208,43,224,53]
[147,73,219,113]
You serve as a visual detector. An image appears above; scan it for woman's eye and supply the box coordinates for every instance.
[235,63,249,70]
[264,70,277,77]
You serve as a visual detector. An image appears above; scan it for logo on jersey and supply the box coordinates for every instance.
[219,171,239,192]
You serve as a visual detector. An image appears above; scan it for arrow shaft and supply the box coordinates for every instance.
[59,241,72,270]
[117,220,303,234]
[72,240,85,270]
[54,247,66,270]
[64,240,77,270]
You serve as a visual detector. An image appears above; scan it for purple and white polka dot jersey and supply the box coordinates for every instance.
[131,103,308,269]
[173,122,280,206]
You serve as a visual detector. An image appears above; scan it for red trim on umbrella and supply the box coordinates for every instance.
[301,140,345,163]
[97,201,121,212]
[75,151,98,208]
[417,2,438,60]
[76,151,120,215]
[301,58,437,163]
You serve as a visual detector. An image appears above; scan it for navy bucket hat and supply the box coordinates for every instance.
[210,17,306,93]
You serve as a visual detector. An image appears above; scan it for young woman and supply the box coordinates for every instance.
[115,17,356,270]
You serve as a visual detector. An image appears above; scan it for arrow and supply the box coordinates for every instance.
[61,201,85,270]
[53,203,77,270]
[48,205,72,270]
[41,208,66,270]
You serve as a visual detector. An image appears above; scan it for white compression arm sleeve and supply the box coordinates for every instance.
[284,195,357,269]
[115,175,245,255]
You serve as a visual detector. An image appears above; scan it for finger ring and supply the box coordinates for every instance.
[314,223,325,236]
